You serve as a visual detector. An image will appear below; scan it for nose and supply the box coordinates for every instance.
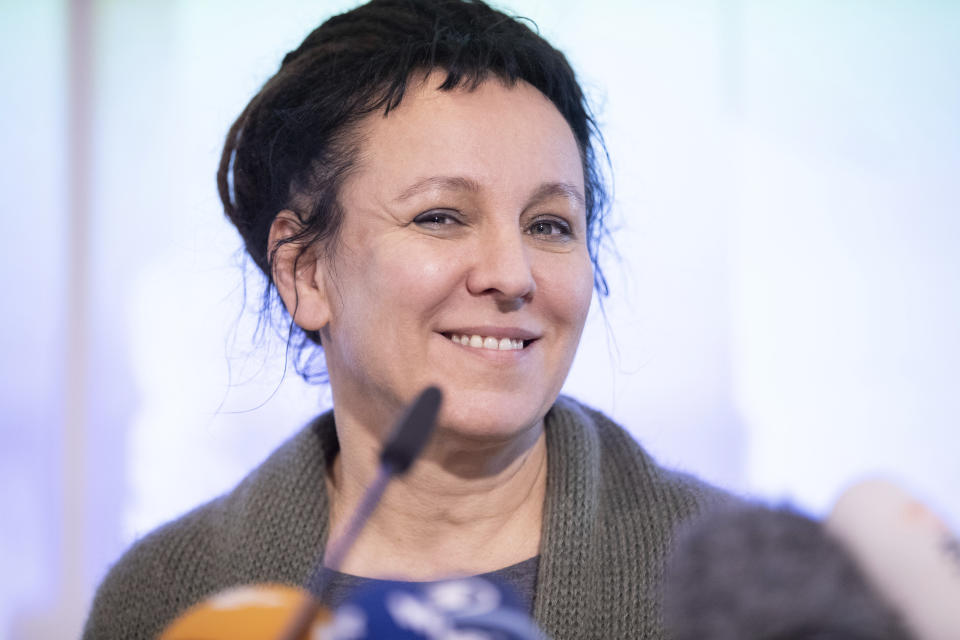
[465,229,536,307]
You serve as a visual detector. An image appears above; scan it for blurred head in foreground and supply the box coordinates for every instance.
[663,505,909,640]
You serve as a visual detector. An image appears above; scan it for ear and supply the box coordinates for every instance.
[267,210,331,331]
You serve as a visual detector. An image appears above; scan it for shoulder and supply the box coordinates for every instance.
[82,413,337,640]
[547,395,736,521]
[537,397,739,637]
[82,496,230,640]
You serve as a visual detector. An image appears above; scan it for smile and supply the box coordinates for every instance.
[445,333,530,351]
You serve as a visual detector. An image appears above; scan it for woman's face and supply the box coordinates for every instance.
[316,75,593,439]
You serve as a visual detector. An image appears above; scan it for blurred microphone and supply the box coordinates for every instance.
[320,576,547,640]
[662,504,911,640]
[826,479,960,640]
[159,584,332,640]
[161,574,548,640]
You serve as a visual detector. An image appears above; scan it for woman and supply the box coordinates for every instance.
[84,1,727,638]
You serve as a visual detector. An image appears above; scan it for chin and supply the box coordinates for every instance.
[432,390,553,442]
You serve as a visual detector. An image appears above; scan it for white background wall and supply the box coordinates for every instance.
[2,1,958,638]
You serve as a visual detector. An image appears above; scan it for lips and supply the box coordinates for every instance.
[447,333,525,350]
[440,327,540,352]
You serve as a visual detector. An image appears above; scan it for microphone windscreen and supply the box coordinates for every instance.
[827,479,960,640]
[380,386,443,475]
[322,576,545,640]
[158,584,331,640]
[662,505,910,640]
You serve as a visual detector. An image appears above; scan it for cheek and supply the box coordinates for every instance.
[536,251,594,328]
[361,240,464,321]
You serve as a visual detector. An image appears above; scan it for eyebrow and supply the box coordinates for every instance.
[395,176,481,201]
[527,181,585,208]
[395,175,585,208]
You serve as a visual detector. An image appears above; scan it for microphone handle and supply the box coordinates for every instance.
[275,463,395,640]
[319,464,394,578]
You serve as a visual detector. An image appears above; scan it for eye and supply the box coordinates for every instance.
[527,217,572,238]
[413,210,461,228]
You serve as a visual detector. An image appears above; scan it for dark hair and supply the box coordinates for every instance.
[218,0,611,382]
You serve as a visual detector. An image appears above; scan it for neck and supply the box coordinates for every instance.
[326,404,548,580]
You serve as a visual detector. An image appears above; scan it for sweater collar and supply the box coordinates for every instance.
[534,395,602,638]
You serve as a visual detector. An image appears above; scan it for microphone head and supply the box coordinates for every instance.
[380,386,443,475]
[826,479,960,640]
[662,505,910,640]
[158,584,331,640]
[323,576,544,640]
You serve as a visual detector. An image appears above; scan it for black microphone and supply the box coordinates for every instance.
[380,385,443,475]
[661,504,911,640]
[277,386,443,640]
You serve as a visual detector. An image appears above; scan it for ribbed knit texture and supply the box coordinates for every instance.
[83,396,729,639]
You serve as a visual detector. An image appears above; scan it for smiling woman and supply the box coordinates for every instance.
[82,1,730,638]
[287,77,593,446]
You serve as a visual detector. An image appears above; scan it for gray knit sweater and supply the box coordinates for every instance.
[83,396,728,639]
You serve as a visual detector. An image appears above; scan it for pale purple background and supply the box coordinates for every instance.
[2,1,958,638]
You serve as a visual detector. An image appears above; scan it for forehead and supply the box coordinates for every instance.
[345,76,585,201]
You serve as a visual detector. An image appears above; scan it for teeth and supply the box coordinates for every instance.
[448,333,526,351]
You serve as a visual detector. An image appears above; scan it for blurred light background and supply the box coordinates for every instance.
[2,0,958,637]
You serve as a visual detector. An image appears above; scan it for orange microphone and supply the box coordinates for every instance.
[159,584,331,640]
